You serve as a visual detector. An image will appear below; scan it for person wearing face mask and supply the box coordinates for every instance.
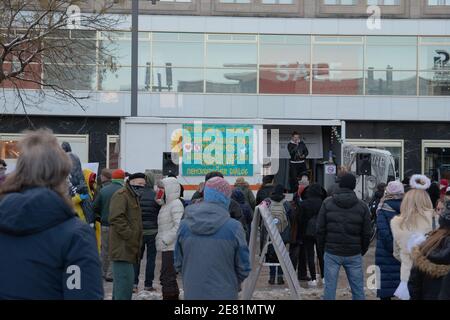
[108,172,145,300]
[155,177,184,300]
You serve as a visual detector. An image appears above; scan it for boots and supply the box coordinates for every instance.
[163,293,179,300]
[277,276,285,285]
[268,276,275,285]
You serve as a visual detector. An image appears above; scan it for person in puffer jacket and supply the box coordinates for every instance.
[175,177,250,300]
[134,171,160,292]
[316,173,372,300]
[375,181,404,300]
[408,207,450,300]
[156,177,184,300]
[0,130,103,300]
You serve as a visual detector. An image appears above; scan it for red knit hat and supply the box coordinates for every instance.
[112,169,125,180]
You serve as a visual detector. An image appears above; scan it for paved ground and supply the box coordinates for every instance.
[104,243,377,300]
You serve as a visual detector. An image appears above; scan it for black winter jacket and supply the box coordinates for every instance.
[296,184,324,241]
[316,188,372,257]
[256,184,275,206]
[287,141,309,162]
[139,186,160,231]
[408,236,450,300]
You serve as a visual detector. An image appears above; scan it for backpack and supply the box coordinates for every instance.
[269,200,290,243]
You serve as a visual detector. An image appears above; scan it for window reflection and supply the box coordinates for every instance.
[207,43,257,68]
[419,72,450,96]
[153,33,204,67]
[259,35,310,69]
[366,70,417,95]
[206,69,257,93]
[312,70,364,95]
[150,67,204,93]
[313,45,363,70]
[259,68,310,94]
[366,36,417,70]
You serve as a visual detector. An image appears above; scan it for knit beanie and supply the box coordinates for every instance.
[386,181,405,196]
[112,169,125,180]
[204,177,232,209]
[339,173,356,190]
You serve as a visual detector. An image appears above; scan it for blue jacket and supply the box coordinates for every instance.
[0,187,103,300]
[174,201,251,300]
[375,199,402,298]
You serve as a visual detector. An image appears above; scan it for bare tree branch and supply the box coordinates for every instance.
[0,0,124,112]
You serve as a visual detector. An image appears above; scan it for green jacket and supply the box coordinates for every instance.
[235,183,256,210]
[108,183,143,264]
[93,180,123,226]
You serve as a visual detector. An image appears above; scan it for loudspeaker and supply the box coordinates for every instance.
[162,152,179,176]
[356,153,371,176]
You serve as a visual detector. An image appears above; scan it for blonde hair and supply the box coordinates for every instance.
[399,189,433,230]
[0,129,72,205]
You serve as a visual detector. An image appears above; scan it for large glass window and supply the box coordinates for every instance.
[419,37,450,96]
[0,134,89,170]
[366,70,417,95]
[259,35,310,94]
[205,34,257,93]
[312,37,364,95]
[366,36,417,71]
[107,135,120,169]
[423,141,450,182]
[206,69,257,93]
[151,67,204,93]
[313,36,364,70]
[153,33,204,67]
[312,70,364,95]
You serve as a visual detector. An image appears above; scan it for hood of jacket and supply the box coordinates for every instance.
[231,188,246,204]
[305,183,323,200]
[382,199,402,213]
[184,201,230,236]
[412,240,450,278]
[83,169,96,198]
[332,188,359,209]
[144,170,155,188]
[162,177,180,203]
[0,187,76,236]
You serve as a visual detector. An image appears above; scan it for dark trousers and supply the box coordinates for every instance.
[298,238,317,281]
[160,251,179,300]
[269,266,283,278]
[134,234,157,288]
[290,239,324,281]
[289,162,307,193]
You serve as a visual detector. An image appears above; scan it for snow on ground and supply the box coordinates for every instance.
[104,244,378,300]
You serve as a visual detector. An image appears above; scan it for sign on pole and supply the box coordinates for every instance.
[242,201,303,300]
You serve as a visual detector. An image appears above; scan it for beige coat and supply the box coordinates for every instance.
[391,210,433,282]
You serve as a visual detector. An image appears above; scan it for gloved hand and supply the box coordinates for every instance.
[80,194,90,201]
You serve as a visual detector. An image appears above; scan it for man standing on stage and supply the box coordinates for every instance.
[288,131,309,193]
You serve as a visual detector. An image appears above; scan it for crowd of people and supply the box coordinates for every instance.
[0,129,448,301]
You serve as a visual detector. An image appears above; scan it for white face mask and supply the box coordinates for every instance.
[156,198,165,206]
